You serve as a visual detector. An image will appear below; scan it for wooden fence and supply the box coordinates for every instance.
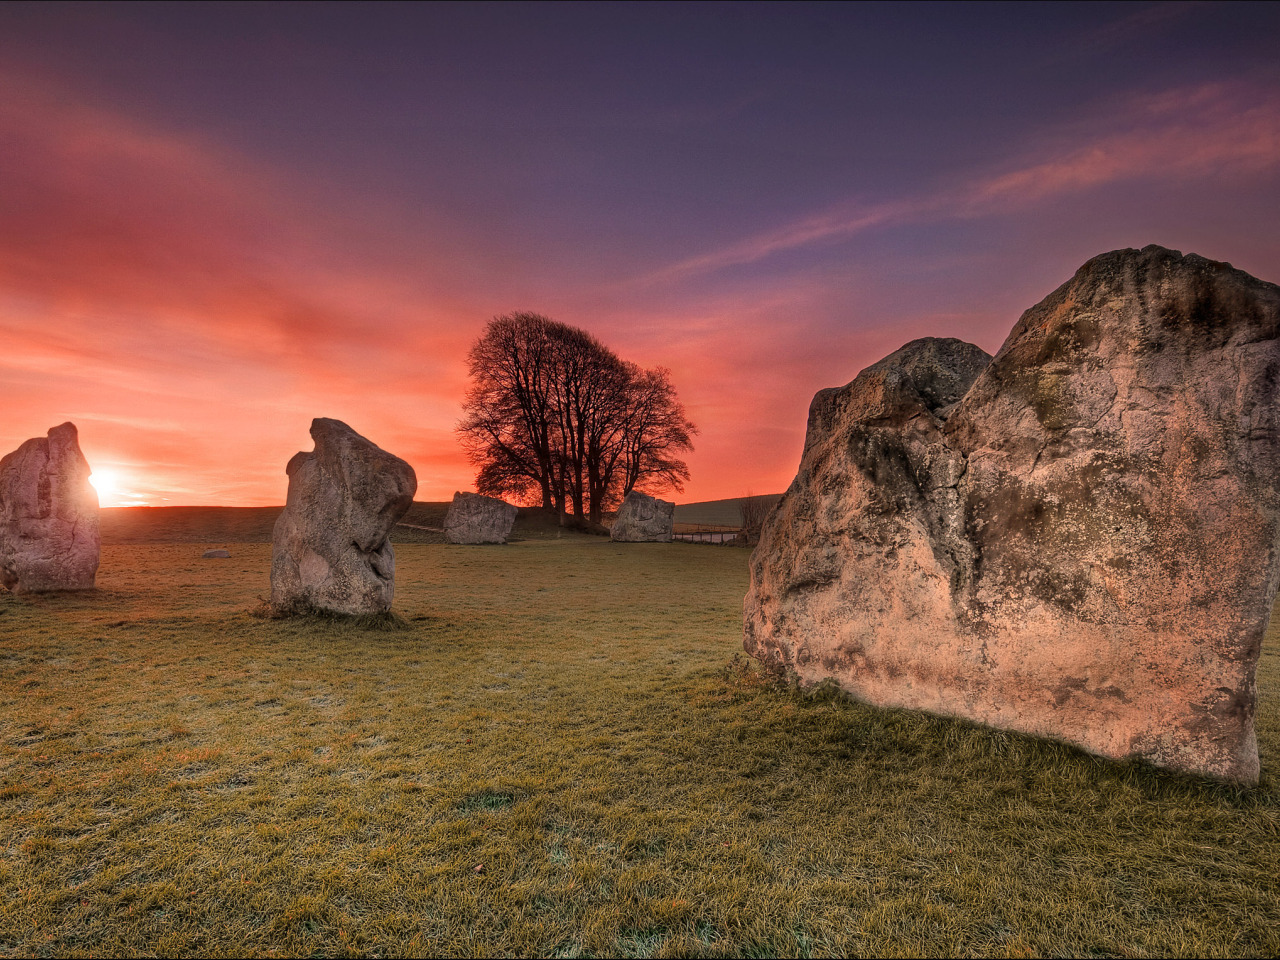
[671,523,741,544]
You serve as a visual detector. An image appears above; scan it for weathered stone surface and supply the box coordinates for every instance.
[610,490,675,542]
[744,246,1280,783]
[271,418,416,615]
[445,491,517,544]
[202,549,231,559]
[0,422,100,592]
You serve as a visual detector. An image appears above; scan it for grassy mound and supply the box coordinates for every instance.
[100,502,607,547]
[100,506,283,544]
[674,495,782,529]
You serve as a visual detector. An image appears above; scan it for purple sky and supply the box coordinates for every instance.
[2,1,1278,505]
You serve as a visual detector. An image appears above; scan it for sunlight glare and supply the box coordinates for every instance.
[87,468,150,507]
[88,468,117,499]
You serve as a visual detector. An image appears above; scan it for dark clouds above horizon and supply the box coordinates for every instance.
[3,1,1278,505]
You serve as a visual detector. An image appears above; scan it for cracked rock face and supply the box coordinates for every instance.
[0,422,100,592]
[445,491,517,544]
[611,490,675,542]
[270,418,416,615]
[744,246,1280,783]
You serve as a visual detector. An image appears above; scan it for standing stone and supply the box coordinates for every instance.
[270,418,416,615]
[445,491,517,544]
[610,490,675,542]
[744,246,1280,784]
[0,422,100,592]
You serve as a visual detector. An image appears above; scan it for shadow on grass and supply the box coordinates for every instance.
[726,651,1272,809]
[249,597,410,631]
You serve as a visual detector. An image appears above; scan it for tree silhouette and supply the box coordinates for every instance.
[458,313,696,525]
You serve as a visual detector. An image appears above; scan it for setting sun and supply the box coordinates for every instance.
[87,467,151,507]
[88,468,118,499]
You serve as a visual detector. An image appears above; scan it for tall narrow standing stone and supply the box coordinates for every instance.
[0,422,100,592]
[271,418,416,615]
[745,247,1280,783]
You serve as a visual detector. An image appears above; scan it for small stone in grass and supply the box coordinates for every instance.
[473,863,485,874]
[202,549,231,559]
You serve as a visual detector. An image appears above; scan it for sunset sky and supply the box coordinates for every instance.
[3,2,1279,507]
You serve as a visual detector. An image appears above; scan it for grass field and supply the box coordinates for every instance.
[1,520,1279,957]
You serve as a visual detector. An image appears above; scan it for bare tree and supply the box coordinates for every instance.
[457,312,560,512]
[738,491,778,546]
[457,313,697,526]
[617,366,696,505]
[544,324,630,524]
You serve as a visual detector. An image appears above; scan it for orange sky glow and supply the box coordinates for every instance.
[3,5,1279,507]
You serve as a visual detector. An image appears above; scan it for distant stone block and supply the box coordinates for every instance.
[610,490,674,542]
[445,491,517,544]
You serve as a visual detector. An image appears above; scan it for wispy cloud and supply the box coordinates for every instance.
[651,79,1280,280]
[1069,1,1205,59]
[646,201,925,280]
[960,82,1280,211]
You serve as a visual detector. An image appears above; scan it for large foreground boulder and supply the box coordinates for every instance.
[271,419,416,615]
[445,491,517,544]
[611,490,675,542]
[0,422,100,592]
[744,246,1280,783]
